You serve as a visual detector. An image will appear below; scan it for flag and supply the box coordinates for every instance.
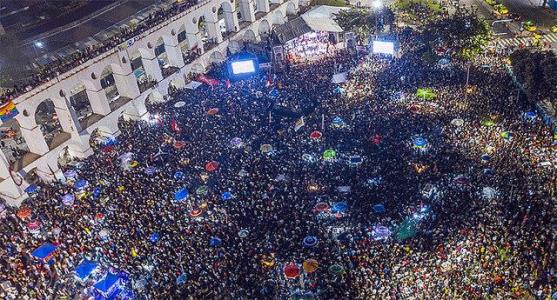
[269,88,279,98]
[171,118,180,133]
[197,75,219,87]
[225,79,231,89]
[266,73,273,87]
[0,100,19,122]
[294,117,305,132]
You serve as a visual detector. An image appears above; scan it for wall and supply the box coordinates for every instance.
[0,0,300,206]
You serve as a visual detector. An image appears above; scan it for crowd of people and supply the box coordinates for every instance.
[0,0,205,101]
[1,22,557,300]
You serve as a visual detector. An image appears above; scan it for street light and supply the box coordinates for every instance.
[372,0,383,36]
[34,41,44,48]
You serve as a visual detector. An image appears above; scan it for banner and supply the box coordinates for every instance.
[0,100,19,122]
[331,72,347,84]
[197,75,219,87]
[294,117,305,132]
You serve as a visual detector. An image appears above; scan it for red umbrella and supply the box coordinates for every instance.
[174,141,186,150]
[205,161,219,172]
[309,131,322,140]
[101,146,113,153]
[372,134,382,145]
[17,207,32,219]
[207,108,219,116]
[314,202,330,213]
[190,208,203,217]
[284,263,301,279]
[27,220,41,230]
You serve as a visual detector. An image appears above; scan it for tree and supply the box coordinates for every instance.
[510,49,557,103]
[391,0,444,25]
[334,8,394,41]
[424,13,492,60]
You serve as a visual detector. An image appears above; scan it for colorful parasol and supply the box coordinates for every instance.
[303,259,319,273]
[284,263,301,279]
[309,131,322,140]
[207,108,219,116]
[323,149,336,160]
[260,144,273,153]
[205,161,219,172]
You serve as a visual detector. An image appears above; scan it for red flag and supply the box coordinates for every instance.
[225,79,231,89]
[171,118,180,133]
[197,75,219,87]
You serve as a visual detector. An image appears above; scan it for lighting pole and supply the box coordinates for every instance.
[372,0,383,36]
[32,41,44,58]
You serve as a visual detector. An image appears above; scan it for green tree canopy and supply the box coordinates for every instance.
[424,13,492,60]
[334,8,394,40]
[510,49,557,103]
[391,0,444,24]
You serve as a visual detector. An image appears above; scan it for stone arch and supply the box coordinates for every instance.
[35,99,69,150]
[243,29,257,43]
[228,40,243,54]
[198,15,208,40]
[146,90,165,105]
[101,64,121,104]
[130,49,155,93]
[177,24,190,56]
[286,1,297,16]
[67,82,95,128]
[258,19,271,37]
[155,36,173,77]
[209,50,226,65]
[273,10,285,25]
[190,62,206,74]
[218,0,238,34]
[0,118,32,168]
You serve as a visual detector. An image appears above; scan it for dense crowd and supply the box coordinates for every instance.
[1,25,557,299]
[1,0,204,101]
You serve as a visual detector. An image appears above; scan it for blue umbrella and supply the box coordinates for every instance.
[221,191,233,201]
[413,137,428,148]
[64,170,77,179]
[61,194,74,206]
[303,236,318,247]
[481,154,490,161]
[93,186,102,199]
[144,166,157,176]
[332,202,348,213]
[25,184,38,194]
[483,168,493,176]
[349,156,362,165]
[176,273,187,285]
[269,88,279,98]
[332,116,344,127]
[373,204,386,213]
[524,111,536,121]
[149,232,160,243]
[174,188,189,202]
[74,179,88,190]
[438,58,450,65]
[174,171,185,180]
[209,237,222,247]
[103,136,117,147]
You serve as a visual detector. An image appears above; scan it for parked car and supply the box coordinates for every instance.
[522,21,537,32]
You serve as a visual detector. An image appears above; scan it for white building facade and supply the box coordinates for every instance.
[0,0,299,206]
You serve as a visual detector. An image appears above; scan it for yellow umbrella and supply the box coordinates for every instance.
[303,259,319,273]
